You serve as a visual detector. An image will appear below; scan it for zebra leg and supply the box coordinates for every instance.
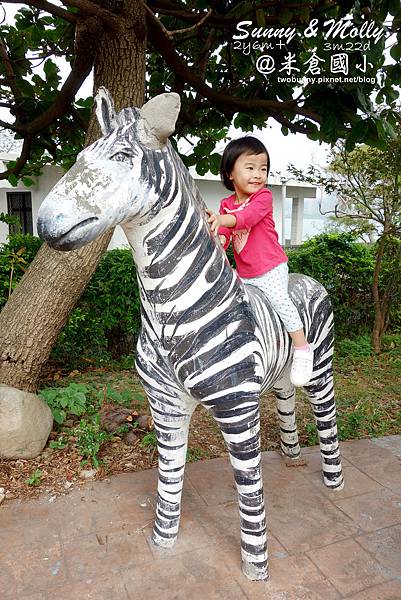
[303,370,344,490]
[147,392,198,548]
[272,372,301,460]
[208,397,268,581]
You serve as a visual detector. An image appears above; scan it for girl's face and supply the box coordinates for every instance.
[229,152,268,201]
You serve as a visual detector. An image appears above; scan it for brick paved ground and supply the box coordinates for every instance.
[1,436,401,599]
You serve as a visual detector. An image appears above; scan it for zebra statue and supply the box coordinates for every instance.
[37,88,343,581]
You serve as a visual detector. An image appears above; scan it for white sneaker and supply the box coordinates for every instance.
[290,345,314,387]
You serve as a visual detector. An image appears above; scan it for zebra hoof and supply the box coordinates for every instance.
[324,476,345,491]
[151,531,177,549]
[242,561,269,581]
[284,456,307,467]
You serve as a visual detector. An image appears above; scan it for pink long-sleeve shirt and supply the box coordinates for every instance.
[218,187,288,278]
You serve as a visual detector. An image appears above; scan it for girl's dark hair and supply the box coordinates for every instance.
[220,136,270,191]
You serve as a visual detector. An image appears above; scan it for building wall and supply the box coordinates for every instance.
[0,158,318,248]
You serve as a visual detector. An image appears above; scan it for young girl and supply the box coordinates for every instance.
[207,136,313,387]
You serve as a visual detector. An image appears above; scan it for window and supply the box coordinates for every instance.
[7,192,33,234]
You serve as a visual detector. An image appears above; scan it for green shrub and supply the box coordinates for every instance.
[51,248,141,368]
[335,334,373,359]
[0,234,43,309]
[39,382,93,424]
[287,233,375,337]
[1,232,399,368]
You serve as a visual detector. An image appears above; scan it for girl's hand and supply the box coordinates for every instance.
[206,209,222,234]
[205,209,237,234]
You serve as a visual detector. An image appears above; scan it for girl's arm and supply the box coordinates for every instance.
[234,189,272,230]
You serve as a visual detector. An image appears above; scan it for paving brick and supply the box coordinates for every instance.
[186,455,237,506]
[53,488,124,542]
[307,538,391,596]
[107,468,158,495]
[46,573,130,599]
[262,453,312,489]
[9,594,47,600]
[267,487,359,553]
[237,554,341,600]
[123,551,247,600]
[0,519,60,551]
[357,457,401,491]
[334,488,401,532]
[356,524,401,578]
[0,497,59,531]
[116,476,205,527]
[306,465,383,499]
[345,579,401,599]
[342,438,397,464]
[372,435,401,458]
[143,514,212,559]
[0,540,67,597]
[62,525,152,581]
[195,501,287,562]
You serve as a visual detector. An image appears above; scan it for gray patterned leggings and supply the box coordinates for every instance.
[243,262,303,332]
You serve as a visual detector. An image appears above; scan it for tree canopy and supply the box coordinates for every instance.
[1,0,400,184]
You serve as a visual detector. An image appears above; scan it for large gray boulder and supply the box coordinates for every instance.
[0,385,53,459]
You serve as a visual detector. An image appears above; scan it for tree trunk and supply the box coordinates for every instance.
[372,234,386,354]
[0,1,146,392]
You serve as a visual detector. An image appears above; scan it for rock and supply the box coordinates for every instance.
[135,415,154,431]
[0,487,5,504]
[123,430,138,445]
[0,385,53,459]
[100,405,137,433]
[79,469,97,480]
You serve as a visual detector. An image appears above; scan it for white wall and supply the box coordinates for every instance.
[0,158,317,247]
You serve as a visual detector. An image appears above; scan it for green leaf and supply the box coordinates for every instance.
[53,408,66,424]
[149,71,163,89]
[389,0,401,16]
[255,9,265,27]
[44,59,60,84]
[390,44,401,61]
[7,173,18,187]
[22,176,35,187]
[17,78,34,97]
[209,153,221,175]
[279,8,293,24]
[345,120,369,151]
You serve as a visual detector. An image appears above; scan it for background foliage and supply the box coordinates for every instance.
[1,0,401,184]
[1,231,400,369]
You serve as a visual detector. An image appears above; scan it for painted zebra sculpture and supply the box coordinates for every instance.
[37,88,343,581]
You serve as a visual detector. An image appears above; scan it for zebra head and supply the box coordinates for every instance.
[37,88,181,250]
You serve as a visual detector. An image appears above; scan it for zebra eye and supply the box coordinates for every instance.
[110,151,131,163]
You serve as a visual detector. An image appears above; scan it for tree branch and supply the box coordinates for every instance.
[60,0,120,27]
[0,33,21,103]
[144,3,322,126]
[0,119,25,133]
[268,110,315,135]
[24,16,96,134]
[0,134,34,180]
[148,0,315,26]
[70,105,89,131]
[168,9,213,39]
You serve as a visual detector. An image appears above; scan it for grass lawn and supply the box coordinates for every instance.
[1,333,400,501]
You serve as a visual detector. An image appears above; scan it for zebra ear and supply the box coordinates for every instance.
[95,87,117,135]
[139,93,180,147]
